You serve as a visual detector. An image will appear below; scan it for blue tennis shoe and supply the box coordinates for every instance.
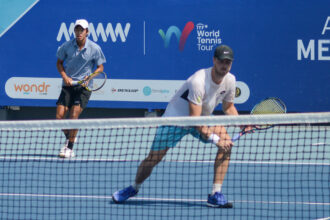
[112,185,138,203]
[207,192,233,208]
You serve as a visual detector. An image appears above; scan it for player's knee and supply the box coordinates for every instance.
[70,107,82,119]
[147,156,162,165]
[56,113,65,120]
[146,152,166,165]
[216,150,231,161]
[222,150,231,160]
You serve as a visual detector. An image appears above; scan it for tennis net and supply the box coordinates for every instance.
[0,112,329,219]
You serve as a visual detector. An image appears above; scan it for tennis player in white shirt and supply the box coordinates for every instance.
[113,45,240,208]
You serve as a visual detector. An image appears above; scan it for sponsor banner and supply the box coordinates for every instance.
[57,22,131,43]
[297,16,330,61]
[5,77,250,103]
[107,79,183,102]
[0,0,329,111]
[235,81,249,104]
[5,77,61,99]
[158,21,222,52]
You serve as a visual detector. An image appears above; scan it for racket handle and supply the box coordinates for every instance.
[231,133,242,142]
[71,81,79,86]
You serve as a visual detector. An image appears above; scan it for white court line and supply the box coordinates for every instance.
[312,142,328,146]
[0,193,329,206]
[0,156,329,166]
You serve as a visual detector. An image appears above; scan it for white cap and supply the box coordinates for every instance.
[74,19,89,29]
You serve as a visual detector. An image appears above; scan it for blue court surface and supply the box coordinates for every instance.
[0,127,329,219]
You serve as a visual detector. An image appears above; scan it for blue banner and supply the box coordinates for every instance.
[0,0,329,112]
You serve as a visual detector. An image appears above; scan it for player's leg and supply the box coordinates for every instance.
[56,104,69,119]
[191,125,233,208]
[59,104,83,158]
[56,87,74,157]
[207,126,233,208]
[67,104,83,140]
[56,87,70,137]
[112,149,169,203]
[211,125,231,187]
[135,149,169,185]
[59,86,91,158]
[135,126,186,185]
[57,109,79,159]
[213,149,231,187]
[56,104,71,142]
[68,86,91,144]
[112,126,186,203]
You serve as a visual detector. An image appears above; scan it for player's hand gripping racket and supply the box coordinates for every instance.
[231,97,287,141]
[72,71,107,91]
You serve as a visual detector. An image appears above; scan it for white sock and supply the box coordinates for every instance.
[211,184,222,195]
[132,183,141,191]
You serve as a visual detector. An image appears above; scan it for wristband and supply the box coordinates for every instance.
[208,134,220,144]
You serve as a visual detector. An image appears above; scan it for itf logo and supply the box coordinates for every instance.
[158,21,194,51]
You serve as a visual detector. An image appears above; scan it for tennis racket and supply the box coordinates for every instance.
[231,97,287,141]
[72,71,107,92]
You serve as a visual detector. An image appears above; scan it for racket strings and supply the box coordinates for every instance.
[89,72,107,91]
[251,99,286,114]
[250,98,286,129]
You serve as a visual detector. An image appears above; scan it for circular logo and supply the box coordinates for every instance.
[234,81,250,104]
[235,87,241,97]
[143,86,152,96]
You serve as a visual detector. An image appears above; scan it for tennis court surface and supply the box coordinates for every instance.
[0,113,329,219]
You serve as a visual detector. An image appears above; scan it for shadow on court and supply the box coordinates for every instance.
[109,199,207,208]
[0,153,58,158]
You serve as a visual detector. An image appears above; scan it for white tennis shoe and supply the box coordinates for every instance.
[59,138,77,158]
[59,147,75,158]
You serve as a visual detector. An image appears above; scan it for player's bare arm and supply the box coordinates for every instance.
[222,101,238,116]
[222,100,253,133]
[83,64,105,84]
[95,64,104,73]
[56,59,72,86]
[189,102,232,151]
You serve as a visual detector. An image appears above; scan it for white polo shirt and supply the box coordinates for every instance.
[163,67,236,117]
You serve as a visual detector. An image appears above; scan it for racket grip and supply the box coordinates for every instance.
[71,81,78,86]
[231,133,242,142]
